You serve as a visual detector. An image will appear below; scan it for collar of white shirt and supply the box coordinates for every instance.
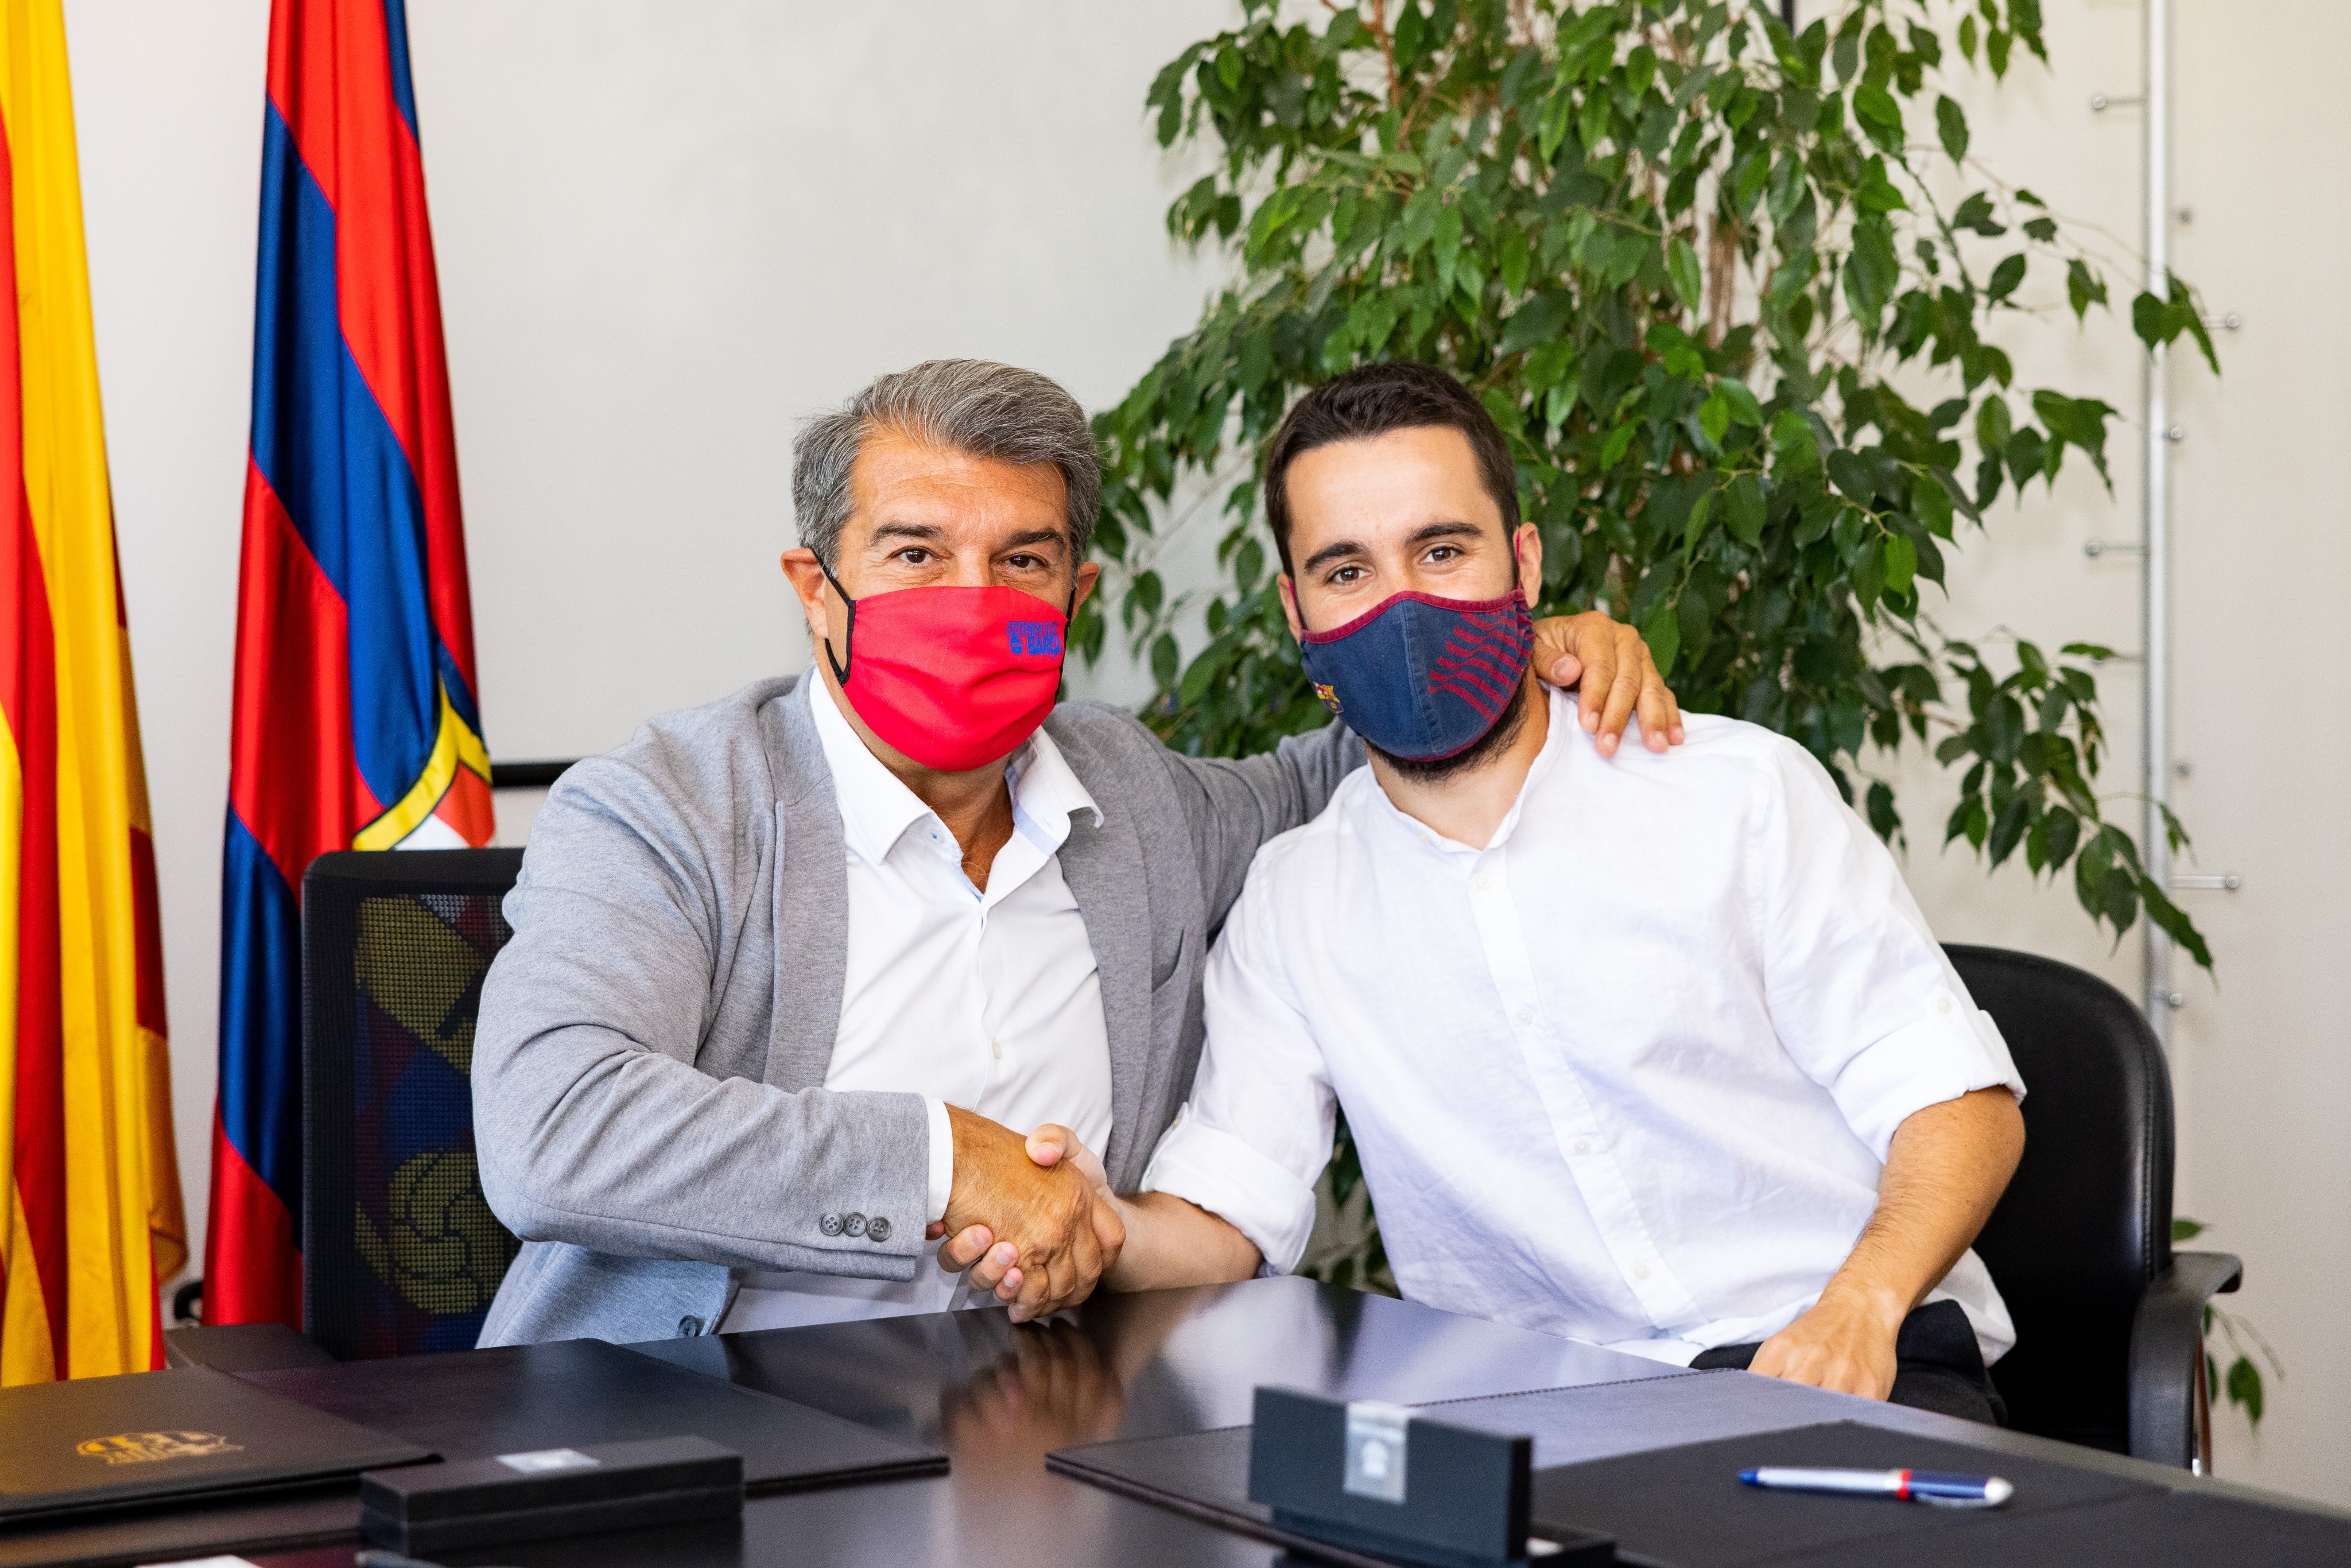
[1359,685,1569,857]
[810,672,1101,882]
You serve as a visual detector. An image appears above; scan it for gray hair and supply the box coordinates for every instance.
[792,359,1100,570]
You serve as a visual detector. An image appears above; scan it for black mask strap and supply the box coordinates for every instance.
[818,560,1082,681]
[818,557,857,685]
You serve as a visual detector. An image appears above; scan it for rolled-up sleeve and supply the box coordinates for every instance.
[1753,741,2025,1160]
[1139,862,1336,1273]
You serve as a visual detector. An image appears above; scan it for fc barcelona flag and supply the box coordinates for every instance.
[209,0,491,1328]
[0,0,188,1383]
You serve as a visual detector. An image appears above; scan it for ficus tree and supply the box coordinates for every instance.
[1077,0,2252,1413]
[1085,0,2215,967]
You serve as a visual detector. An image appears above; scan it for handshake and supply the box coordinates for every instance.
[926,1104,1125,1324]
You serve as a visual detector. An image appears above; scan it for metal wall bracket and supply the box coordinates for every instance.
[2169,873,2242,892]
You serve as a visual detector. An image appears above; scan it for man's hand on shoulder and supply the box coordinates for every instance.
[1745,1284,1906,1401]
[935,1108,1123,1324]
[1530,610,1684,757]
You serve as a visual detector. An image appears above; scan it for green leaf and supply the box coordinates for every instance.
[1987,792,2031,868]
[1883,531,1917,595]
[2173,1217,2208,1242]
[1725,473,1767,544]
[1638,599,1681,678]
[1771,409,1821,472]
[1698,388,1732,447]
[1911,474,1955,538]
[2144,879,2215,971]
[2066,258,2108,320]
[1953,192,2004,238]
[1935,95,1969,162]
[1668,236,1704,312]
[1599,420,1639,468]
[1853,81,1903,150]
[1717,377,1764,427]
[2226,1355,2265,1423]
[1987,253,2028,304]
[1866,780,1900,840]
[1499,290,1577,356]
[1682,488,1716,554]
[1826,448,1879,504]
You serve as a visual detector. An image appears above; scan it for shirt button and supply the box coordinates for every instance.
[819,1213,845,1237]
[1515,1008,1534,1026]
[1937,996,1954,1014]
[1634,1263,1652,1281]
[843,1213,867,1238]
[1573,1138,1592,1156]
[1475,872,1495,891]
[868,1217,892,1243]
[990,1039,1003,1061]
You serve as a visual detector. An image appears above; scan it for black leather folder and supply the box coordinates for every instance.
[0,1364,429,1523]
[243,1336,946,1493]
[1050,1374,2351,1568]
[1527,1420,2162,1567]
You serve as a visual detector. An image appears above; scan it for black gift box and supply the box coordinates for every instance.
[358,1434,743,1555]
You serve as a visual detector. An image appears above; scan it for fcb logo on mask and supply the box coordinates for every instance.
[75,1431,244,1466]
[1313,681,1343,715]
[1006,620,1064,657]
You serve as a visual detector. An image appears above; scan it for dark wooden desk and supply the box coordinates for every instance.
[5,1277,2330,1568]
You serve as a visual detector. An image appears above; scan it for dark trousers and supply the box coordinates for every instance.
[1690,1298,2008,1426]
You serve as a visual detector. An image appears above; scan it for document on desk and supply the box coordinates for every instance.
[242,1336,947,1494]
[0,1364,430,1523]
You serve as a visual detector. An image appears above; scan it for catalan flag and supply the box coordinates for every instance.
[0,0,187,1384]
[209,0,491,1328]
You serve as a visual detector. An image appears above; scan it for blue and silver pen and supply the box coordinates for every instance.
[1737,1466,2015,1508]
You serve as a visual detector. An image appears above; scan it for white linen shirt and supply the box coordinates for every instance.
[1141,689,2024,1365]
[722,676,1112,1331]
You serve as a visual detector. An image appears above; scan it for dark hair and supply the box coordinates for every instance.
[1262,361,1520,576]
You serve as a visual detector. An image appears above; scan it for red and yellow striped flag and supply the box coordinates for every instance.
[0,0,185,1385]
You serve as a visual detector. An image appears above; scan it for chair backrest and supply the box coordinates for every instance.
[302,848,526,1360]
[1947,944,2173,1453]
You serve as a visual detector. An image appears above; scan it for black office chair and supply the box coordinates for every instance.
[1949,944,2242,1470]
[300,848,527,1360]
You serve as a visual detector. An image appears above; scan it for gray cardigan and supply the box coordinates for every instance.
[473,673,1360,1346]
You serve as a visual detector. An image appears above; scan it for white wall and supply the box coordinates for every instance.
[60,0,2349,1507]
[64,0,1221,1287]
[1839,0,2351,1504]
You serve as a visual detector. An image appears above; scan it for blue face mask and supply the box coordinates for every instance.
[1297,585,1536,761]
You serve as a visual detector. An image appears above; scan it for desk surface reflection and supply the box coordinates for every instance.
[199,1277,2308,1568]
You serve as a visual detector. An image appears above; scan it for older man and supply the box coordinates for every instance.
[471,359,1676,1346]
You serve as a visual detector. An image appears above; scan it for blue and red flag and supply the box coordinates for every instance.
[207,0,491,1328]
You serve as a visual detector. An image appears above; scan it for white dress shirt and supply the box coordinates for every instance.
[1142,689,2024,1365]
[722,676,1113,1331]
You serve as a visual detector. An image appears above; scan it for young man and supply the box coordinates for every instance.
[957,362,2027,1421]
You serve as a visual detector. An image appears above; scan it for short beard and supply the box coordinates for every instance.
[1368,676,1535,786]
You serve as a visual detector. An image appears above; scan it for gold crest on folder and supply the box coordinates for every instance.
[73,1431,243,1466]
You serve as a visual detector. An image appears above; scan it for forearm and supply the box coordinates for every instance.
[1103,1191,1263,1292]
[1823,1086,2026,1321]
[476,1006,931,1274]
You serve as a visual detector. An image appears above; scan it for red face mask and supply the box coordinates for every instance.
[820,562,1069,773]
